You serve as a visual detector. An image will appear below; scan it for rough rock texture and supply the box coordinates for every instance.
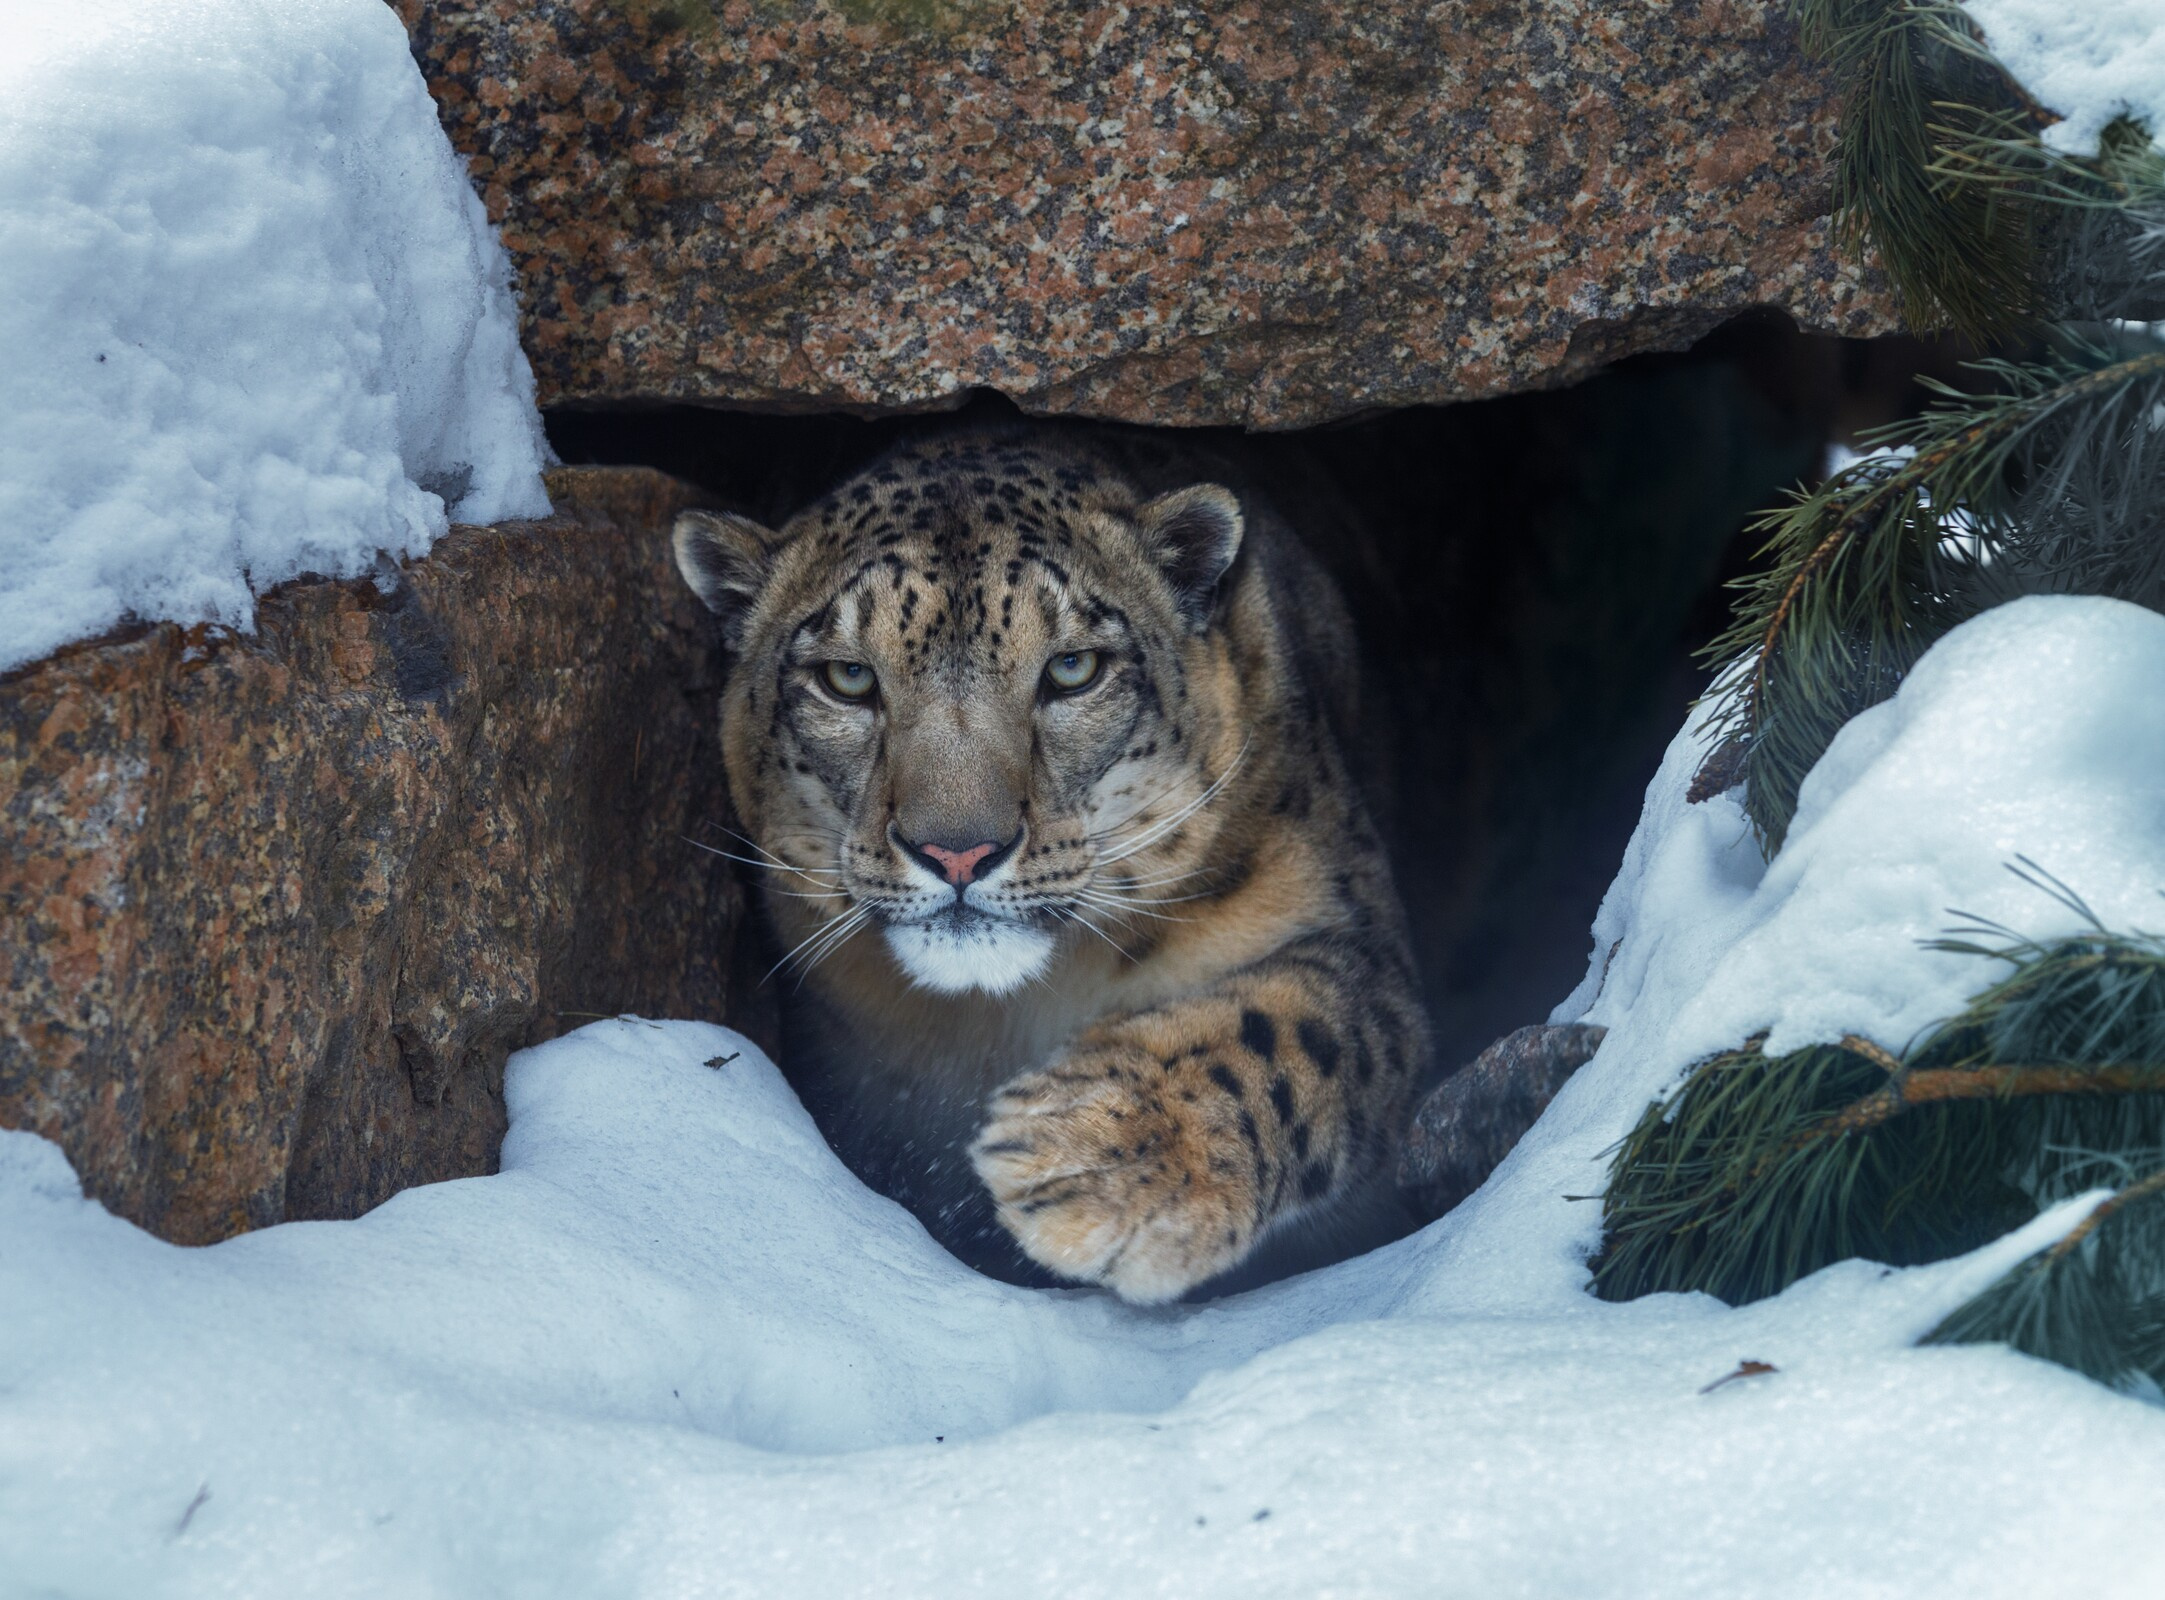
[0,468,755,1245]
[400,0,1894,428]
[1398,1022,1607,1217]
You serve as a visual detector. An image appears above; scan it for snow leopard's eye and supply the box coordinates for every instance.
[821,660,877,701]
[1043,650,1101,695]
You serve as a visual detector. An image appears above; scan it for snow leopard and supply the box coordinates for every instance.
[672,425,1430,1302]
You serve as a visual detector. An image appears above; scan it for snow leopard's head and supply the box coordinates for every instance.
[674,428,1248,997]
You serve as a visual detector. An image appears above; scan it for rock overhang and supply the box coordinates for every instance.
[398,0,1898,428]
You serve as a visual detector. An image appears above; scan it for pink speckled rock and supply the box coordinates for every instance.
[0,470,758,1243]
[400,0,1894,427]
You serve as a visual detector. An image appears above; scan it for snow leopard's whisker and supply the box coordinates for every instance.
[684,837,844,888]
[1103,864,1218,891]
[1083,781,1187,845]
[1072,888,1192,924]
[787,917,869,989]
[763,912,848,984]
[1090,887,1218,909]
[1097,864,1224,896]
[1106,739,1251,857]
[707,820,840,861]
[1073,914,1141,963]
[685,839,791,872]
[1069,889,1147,921]
[1097,740,1251,865]
[1050,903,1138,962]
[1082,757,1229,845]
[788,909,873,988]
[725,825,846,862]
[764,904,870,986]
[705,825,847,884]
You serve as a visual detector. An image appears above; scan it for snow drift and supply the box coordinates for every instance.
[0,0,551,674]
[3,596,2163,1595]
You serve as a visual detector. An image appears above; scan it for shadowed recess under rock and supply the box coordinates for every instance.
[552,315,1943,1094]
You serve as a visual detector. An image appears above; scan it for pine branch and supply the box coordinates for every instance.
[1595,885,2165,1317]
[1593,1035,2031,1305]
[1794,0,2047,337]
[1695,343,2165,850]
[1931,118,2159,209]
[1925,1164,2165,1389]
[1697,17,2165,848]
[2042,1166,2165,1259]
[1637,10,2165,1396]
[1901,1065,2165,1102]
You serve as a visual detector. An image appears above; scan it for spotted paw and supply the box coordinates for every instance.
[970,1046,1256,1304]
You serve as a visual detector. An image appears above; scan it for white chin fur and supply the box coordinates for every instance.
[885,918,1054,996]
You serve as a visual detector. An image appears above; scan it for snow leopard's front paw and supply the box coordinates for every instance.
[970,1043,1258,1304]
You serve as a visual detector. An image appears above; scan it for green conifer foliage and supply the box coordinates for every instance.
[1925,1167,2165,1392]
[1595,4,2165,1395]
[1699,334,2165,853]
[1797,0,2045,338]
[1694,6,2165,852]
[1596,870,2165,1397]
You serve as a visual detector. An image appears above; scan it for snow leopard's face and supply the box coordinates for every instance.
[674,431,1246,997]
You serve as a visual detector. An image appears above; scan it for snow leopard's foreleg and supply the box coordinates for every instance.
[971,929,1428,1303]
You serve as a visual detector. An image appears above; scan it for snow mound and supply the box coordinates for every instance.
[0,0,551,675]
[4,598,2165,1596]
[1964,0,2165,155]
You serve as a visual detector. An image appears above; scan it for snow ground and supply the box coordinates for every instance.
[1965,0,2165,155]
[5,596,2165,1597]
[0,0,550,675]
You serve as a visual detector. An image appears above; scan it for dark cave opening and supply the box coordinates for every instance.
[547,313,1951,1093]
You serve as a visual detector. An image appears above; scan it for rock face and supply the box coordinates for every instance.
[1398,1022,1608,1217]
[400,0,1892,428]
[0,468,755,1244]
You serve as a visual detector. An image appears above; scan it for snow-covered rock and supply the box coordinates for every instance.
[3,596,2163,1595]
[1965,0,2165,155]
[0,0,551,675]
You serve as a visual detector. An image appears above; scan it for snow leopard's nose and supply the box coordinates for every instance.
[903,832,1019,888]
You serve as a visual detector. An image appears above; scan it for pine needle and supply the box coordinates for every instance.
[1623,7,2165,1397]
[1595,881,2165,1344]
[1695,338,2165,851]
[1697,10,2165,851]
[1925,1165,2165,1391]
[1795,0,2046,338]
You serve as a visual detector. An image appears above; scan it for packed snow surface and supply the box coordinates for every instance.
[5,598,2165,1597]
[0,0,551,675]
[1965,0,2165,154]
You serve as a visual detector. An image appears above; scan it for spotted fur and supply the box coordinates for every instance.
[674,426,1430,1303]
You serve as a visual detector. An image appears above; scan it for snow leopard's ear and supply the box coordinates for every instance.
[1136,484,1245,631]
[673,510,776,650]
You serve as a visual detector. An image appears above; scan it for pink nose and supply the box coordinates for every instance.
[918,840,999,886]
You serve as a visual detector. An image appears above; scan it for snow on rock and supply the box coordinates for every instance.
[0,0,551,675]
[1964,0,2165,155]
[4,597,2165,1596]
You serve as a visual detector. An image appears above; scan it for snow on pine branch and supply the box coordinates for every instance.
[0,0,551,675]
[1964,0,2165,155]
